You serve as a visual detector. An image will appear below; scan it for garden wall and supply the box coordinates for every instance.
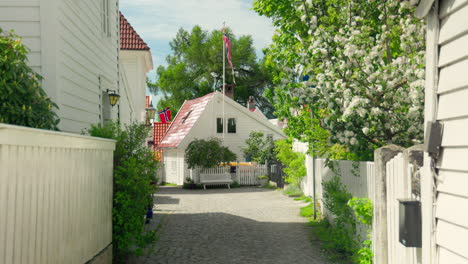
[0,124,115,264]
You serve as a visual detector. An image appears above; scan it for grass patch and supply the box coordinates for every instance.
[160,182,178,186]
[308,219,352,263]
[300,203,315,217]
[294,195,312,203]
[283,184,303,197]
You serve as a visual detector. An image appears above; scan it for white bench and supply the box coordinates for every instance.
[199,173,233,190]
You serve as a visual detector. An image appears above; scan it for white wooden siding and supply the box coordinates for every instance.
[433,1,468,262]
[0,1,41,73]
[0,124,115,264]
[162,149,185,185]
[57,0,119,133]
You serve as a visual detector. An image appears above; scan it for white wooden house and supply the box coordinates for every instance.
[119,12,153,125]
[416,0,468,263]
[158,92,286,185]
[0,1,152,133]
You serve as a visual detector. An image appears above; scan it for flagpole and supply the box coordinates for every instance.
[222,22,226,139]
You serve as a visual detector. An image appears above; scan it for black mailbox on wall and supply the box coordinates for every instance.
[399,199,422,247]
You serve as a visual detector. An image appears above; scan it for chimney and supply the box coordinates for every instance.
[247,96,256,111]
[225,84,234,99]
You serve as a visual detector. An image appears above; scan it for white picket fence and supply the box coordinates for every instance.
[295,141,423,264]
[385,153,422,264]
[191,164,267,186]
[237,165,267,185]
[0,124,115,264]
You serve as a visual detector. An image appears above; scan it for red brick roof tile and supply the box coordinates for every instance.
[158,93,214,148]
[120,12,150,51]
[153,122,171,161]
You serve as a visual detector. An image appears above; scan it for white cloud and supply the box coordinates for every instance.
[120,0,275,54]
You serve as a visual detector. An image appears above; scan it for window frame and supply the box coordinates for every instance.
[227,118,236,134]
[216,118,224,133]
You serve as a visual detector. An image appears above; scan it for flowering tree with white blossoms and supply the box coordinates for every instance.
[255,0,425,160]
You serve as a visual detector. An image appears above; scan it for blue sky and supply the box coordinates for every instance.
[120,0,275,86]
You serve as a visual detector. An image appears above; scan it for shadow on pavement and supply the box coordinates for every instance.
[136,212,330,264]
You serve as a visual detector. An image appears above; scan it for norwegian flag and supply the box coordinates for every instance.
[223,28,236,83]
[158,107,172,123]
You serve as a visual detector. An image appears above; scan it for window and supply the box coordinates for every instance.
[216,118,223,133]
[228,118,236,133]
[101,0,110,36]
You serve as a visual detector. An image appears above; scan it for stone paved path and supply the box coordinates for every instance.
[137,186,330,264]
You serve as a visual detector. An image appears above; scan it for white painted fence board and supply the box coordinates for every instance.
[437,148,468,171]
[436,220,468,258]
[436,193,468,227]
[437,170,468,198]
[438,33,468,68]
[438,247,468,263]
[438,58,468,94]
[439,0,468,19]
[437,88,468,120]
[439,4,468,45]
[0,124,115,263]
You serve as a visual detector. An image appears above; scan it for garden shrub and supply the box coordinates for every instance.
[275,138,306,186]
[185,138,237,169]
[322,175,358,257]
[86,122,158,262]
[348,197,374,264]
[0,28,59,129]
[242,131,277,164]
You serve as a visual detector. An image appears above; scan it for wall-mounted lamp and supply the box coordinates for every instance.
[146,101,156,122]
[106,89,120,107]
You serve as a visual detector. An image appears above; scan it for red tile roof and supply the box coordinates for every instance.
[146,96,150,109]
[120,12,150,51]
[158,93,214,148]
[153,122,171,161]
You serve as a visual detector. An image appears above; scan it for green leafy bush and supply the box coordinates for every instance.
[349,197,374,264]
[242,131,277,164]
[275,138,306,186]
[0,28,60,129]
[322,175,357,257]
[86,122,158,261]
[185,138,237,169]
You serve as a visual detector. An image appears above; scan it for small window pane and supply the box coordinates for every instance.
[216,118,223,133]
[228,118,236,133]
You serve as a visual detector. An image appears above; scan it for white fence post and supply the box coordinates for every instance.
[373,145,405,264]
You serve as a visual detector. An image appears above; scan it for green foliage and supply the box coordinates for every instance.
[254,0,425,160]
[348,197,373,226]
[231,181,241,188]
[151,25,275,117]
[294,195,312,203]
[0,28,59,129]
[242,131,277,164]
[349,197,374,264]
[86,122,158,261]
[257,175,268,180]
[322,176,357,256]
[185,138,237,169]
[300,203,318,218]
[275,138,306,185]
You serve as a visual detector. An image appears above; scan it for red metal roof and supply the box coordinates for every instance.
[120,12,150,51]
[158,93,214,148]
